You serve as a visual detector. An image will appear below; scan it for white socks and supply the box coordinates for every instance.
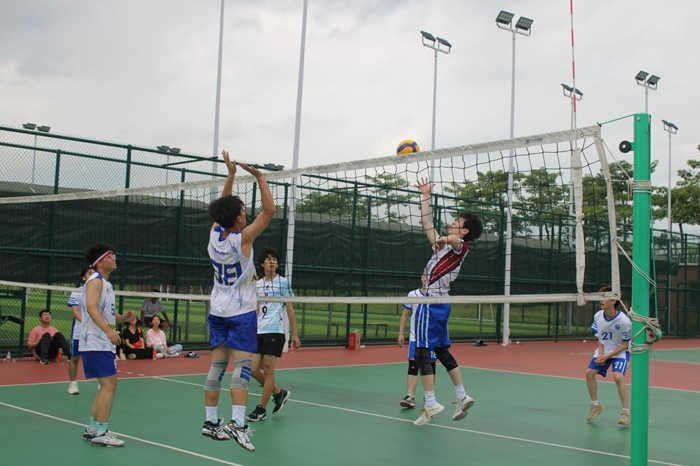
[424,390,436,409]
[205,406,218,423]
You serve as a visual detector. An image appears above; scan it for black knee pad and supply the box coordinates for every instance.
[414,347,435,376]
[435,347,459,372]
[430,361,436,374]
[408,360,419,376]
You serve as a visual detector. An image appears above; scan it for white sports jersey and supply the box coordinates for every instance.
[208,226,257,317]
[256,276,294,334]
[79,273,116,353]
[402,288,429,343]
[591,310,632,358]
[423,239,469,296]
[67,290,83,340]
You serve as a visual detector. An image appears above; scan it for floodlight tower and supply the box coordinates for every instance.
[22,123,51,184]
[420,30,452,182]
[495,10,533,346]
[662,119,678,335]
[635,71,660,114]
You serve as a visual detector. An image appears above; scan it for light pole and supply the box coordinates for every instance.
[496,10,533,346]
[561,83,582,334]
[23,123,51,184]
[662,119,678,335]
[211,0,226,202]
[420,30,451,182]
[635,71,660,114]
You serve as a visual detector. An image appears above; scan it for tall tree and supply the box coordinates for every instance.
[672,158,700,237]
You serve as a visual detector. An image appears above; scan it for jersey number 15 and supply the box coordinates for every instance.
[212,261,242,286]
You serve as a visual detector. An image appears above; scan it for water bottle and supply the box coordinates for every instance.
[3,351,11,363]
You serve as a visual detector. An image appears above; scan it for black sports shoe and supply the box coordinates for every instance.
[246,404,267,422]
[400,395,416,409]
[202,418,231,441]
[40,357,48,365]
[272,389,291,415]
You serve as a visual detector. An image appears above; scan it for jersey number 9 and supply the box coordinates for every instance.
[212,261,242,286]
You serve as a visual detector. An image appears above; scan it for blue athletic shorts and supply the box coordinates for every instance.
[414,303,452,349]
[408,341,437,362]
[587,353,629,377]
[208,312,258,353]
[70,339,81,358]
[82,351,117,379]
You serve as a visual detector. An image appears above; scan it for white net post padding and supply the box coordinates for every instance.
[593,134,622,300]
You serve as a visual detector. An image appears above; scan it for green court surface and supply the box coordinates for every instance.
[652,349,700,364]
[0,364,695,466]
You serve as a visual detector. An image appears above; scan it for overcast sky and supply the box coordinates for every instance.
[1,0,698,230]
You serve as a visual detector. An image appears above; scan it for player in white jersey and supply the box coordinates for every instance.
[201,150,276,453]
[246,248,301,422]
[67,266,94,395]
[80,242,135,447]
[412,177,483,426]
[585,286,632,426]
[398,274,436,409]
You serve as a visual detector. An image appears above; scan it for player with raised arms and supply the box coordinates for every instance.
[200,150,276,453]
[412,177,483,426]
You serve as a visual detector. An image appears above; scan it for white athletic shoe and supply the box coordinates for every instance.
[452,395,475,421]
[67,381,79,395]
[223,421,255,452]
[155,353,165,359]
[90,431,125,447]
[413,403,445,426]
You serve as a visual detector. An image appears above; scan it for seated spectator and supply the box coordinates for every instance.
[141,290,171,331]
[27,310,70,365]
[121,315,154,360]
[146,315,182,358]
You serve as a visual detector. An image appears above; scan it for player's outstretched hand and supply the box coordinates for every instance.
[238,162,264,180]
[222,150,237,177]
[397,334,405,347]
[414,177,434,196]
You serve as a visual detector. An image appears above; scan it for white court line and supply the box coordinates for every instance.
[153,376,684,466]
[2,362,698,394]
[0,401,244,466]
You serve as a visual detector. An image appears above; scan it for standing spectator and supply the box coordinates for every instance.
[141,290,171,331]
[146,316,182,358]
[27,310,70,365]
[121,314,153,360]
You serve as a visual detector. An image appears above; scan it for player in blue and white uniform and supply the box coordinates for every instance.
[412,177,483,426]
[246,248,301,422]
[398,274,437,409]
[585,285,632,426]
[66,266,94,395]
[80,243,135,447]
[201,150,276,453]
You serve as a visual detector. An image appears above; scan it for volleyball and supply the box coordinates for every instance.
[396,140,420,155]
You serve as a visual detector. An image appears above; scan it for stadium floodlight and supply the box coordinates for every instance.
[169,147,181,154]
[420,30,436,46]
[157,145,170,152]
[515,16,533,33]
[420,30,452,181]
[496,10,515,26]
[496,10,534,347]
[37,126,51,132]
[647,74,660,87]
[22,123,37,130]
[635,70,660,113]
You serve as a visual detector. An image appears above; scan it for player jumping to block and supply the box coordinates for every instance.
[412,177,483,426]
[585,285,632,426]
[80,243,135,446]
[201,150,276,452]
[398,274,436,409]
